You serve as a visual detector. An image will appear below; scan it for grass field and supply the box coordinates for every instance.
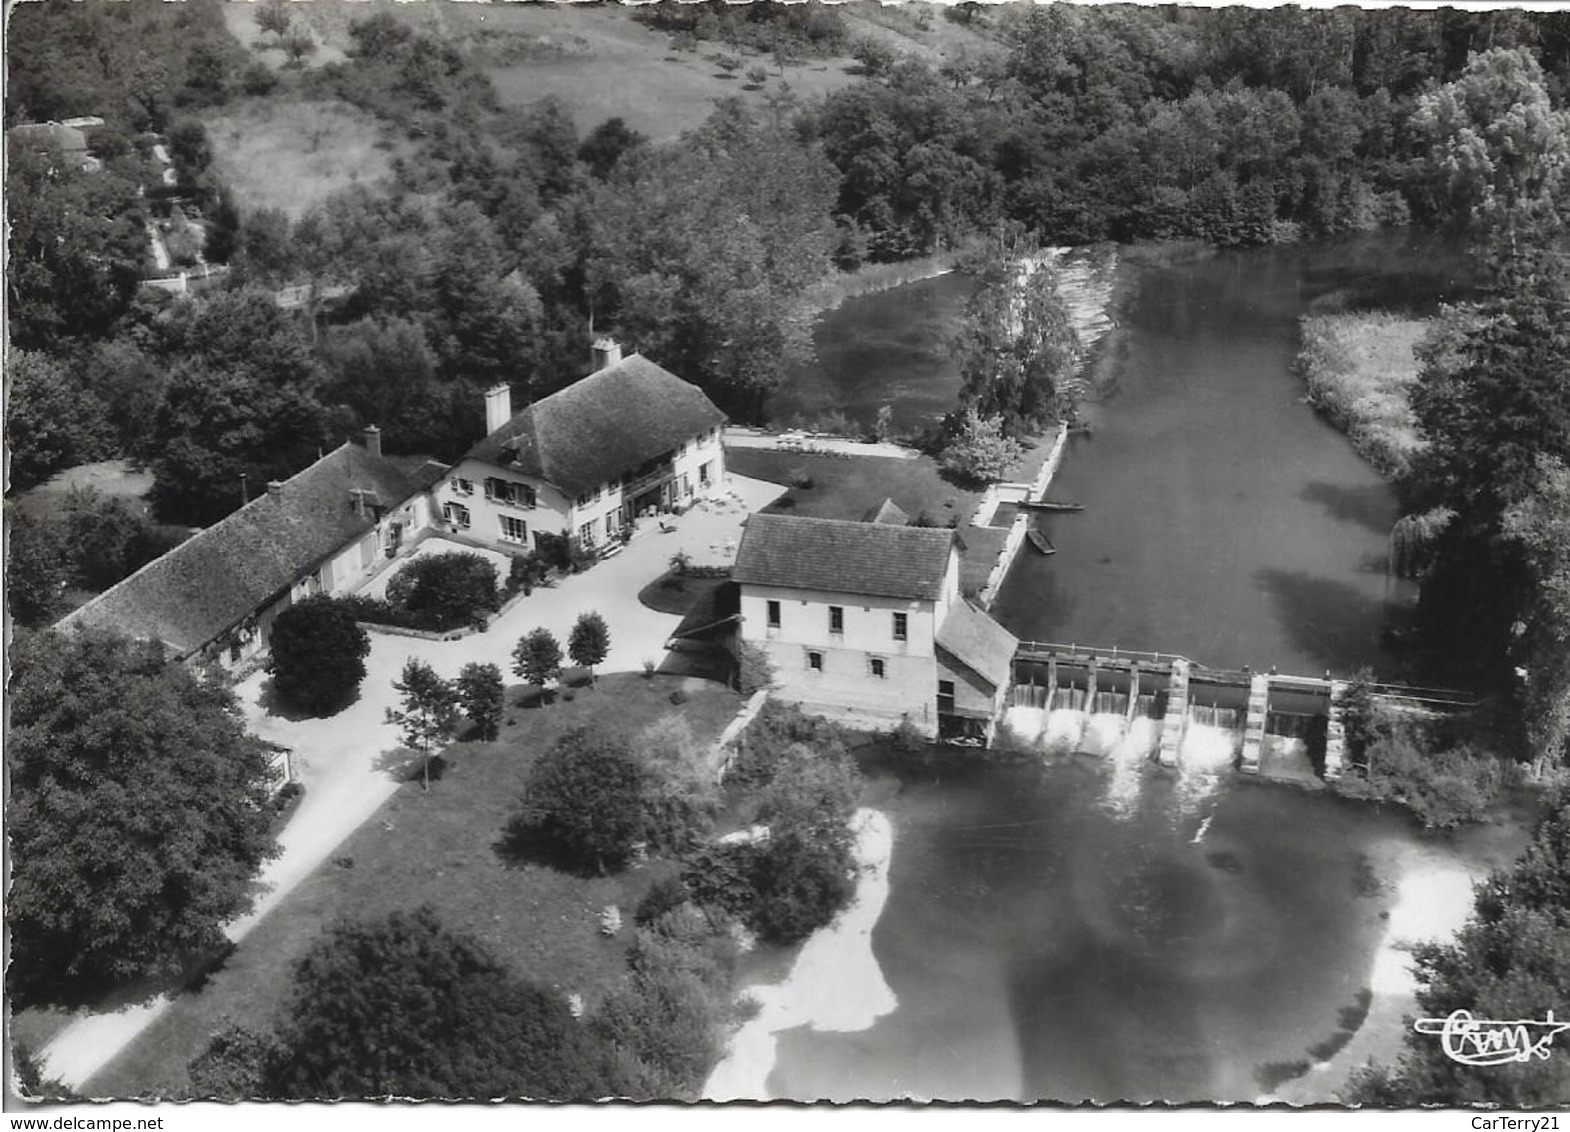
[202,97,408,219]
[81,672,742,1097]
[1296,312,1430,479]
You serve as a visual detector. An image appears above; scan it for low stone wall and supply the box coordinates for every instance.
[710,689,772,782]
[358,580,540,643]
[976,422,1070,610]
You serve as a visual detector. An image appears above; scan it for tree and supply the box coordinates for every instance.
[6,510,66,628]
[568,611,611,683]
[254,0,292,41]
[746,743,861,943]
[6,629,278,1005]
[455,662,506,742]
[264,907,607,1099]
[1346,797,1570,1105]
[953,246,1084,430]
[384,552,500,630]
[940,407,1024,484]
[1502,456,1570,771]
[578,117,647,180]
[386,659,460,792]
[188,1024,282,1099]
[637,714,721,853]
[56,489,185,594]
[4,350,116,488]
[267,596,371,717]
[514,724,648,873]
[280,24,317,68]
[512,627,563,690]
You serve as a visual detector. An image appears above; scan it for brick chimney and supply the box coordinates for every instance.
[591,337,623,372]
[484,384,512,435]
[361,424,382,458]
[267,480,285,501]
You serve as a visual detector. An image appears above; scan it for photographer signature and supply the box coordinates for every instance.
[1413,1009,1569,1066]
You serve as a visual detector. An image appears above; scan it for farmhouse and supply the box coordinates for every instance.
[732,514,1018,741]
[57,428,444,669]
[432,341,728,555]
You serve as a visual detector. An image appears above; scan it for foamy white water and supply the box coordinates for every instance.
[703,808,897,1101]
[1175,721,1238,812]
[1081,711,1127,757]
[1104,717,1159,816]
[1004,705,1046,746]
[1043,709,1086,752]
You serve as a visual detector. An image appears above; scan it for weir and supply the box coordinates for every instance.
[1006,640,1479,782]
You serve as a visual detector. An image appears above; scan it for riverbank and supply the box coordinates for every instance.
[1294,311,1429,479]
[798,244,981,320]
[702,807,896,1101]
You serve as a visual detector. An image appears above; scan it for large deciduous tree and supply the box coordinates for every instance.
[264,907,607,1098]
[513,724,648,874]
[1502,457,1570,772]
[149,289,332,526]
[3,350,117,488]
[586,100,838,420]
[6,629,278,1005]
[455,661,506,742]
[267,596,371,717]
[512,627,563,691]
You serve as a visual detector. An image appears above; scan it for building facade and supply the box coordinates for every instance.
[433,342,728,554]
[732,514,1019,740]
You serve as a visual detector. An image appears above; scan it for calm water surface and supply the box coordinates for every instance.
[760,231,1479,1103]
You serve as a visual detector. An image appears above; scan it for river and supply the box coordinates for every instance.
[735,230,1513,1104]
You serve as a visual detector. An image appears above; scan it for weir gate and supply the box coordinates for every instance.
[1006,640,1480,782]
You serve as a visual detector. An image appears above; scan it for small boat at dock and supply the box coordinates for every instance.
[1020,500,1084,513]
[1027,529,1056,555]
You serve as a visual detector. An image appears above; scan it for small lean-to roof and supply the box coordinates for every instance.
[464,355,727,497]
[732,514,954,602]
[57,443,433,656]
[937,600,1019,690]
[862,498,911,526]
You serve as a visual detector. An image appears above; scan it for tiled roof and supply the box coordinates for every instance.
[57,442,432,656]
[937,600,1019,689]
[732,514,955,602]
[862,498,910,526]
[464,355,727,497]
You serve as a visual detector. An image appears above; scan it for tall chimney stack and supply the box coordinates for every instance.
[483,384,512,435]
[361,424,383,458]
[267,480,285,502]
[591,337,623,372]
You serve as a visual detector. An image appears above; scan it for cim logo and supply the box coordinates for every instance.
[1413,1009,1570,1066]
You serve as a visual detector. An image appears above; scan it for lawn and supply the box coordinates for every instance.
[81,672,742,1098]
[200,97,408,219]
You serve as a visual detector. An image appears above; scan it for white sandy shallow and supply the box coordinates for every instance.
[702,807,897,1101]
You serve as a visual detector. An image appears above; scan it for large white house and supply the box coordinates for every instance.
[731,514,1019,740]
[433,342,728,555]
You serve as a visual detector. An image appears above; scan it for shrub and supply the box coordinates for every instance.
[1332,719,1505,829]
[384,551,500,630]
[941,407,1024,484]
[787,466,814,490]
[268,596,371,716]
[669,689,690,706]
[636,875,692,926]
[507,551,549,595]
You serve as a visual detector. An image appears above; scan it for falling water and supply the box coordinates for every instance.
[1103,716,1161,816]
[1043,708,1086,752]
[1176,708,1242,814]
[1051,686,1087,711]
